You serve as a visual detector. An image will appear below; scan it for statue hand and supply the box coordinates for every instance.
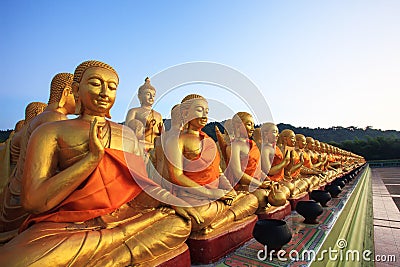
[220,190,237,206]
[89,118,105,162]
[300,153,304,164]
[172,206,204,224]
[283,150,291,164]
[260,180,271,189]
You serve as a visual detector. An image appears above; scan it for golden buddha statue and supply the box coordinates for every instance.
[0,74,75,243]
[277,129,309,195]
[165,95,258,235]
[0,60,202,266]
[154,104,182,190]
[125,77,163,152]
[224,112,283,209]
[259,122,291,199]
[0,120,24,197]
[9,102,47,170]
[295,134,321,190]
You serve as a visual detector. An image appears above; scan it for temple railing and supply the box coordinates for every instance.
[368,159,400,168]
[311,165,374,267]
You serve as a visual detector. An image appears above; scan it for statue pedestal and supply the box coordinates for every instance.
[257,201,291,220]
[289,191,310,210]
[153,243,191,267]
[187,215,257,264]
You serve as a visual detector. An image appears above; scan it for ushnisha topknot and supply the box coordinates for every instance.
[25,102,47,123]
[48,73,74,105]
[138,77,156,95]
[14,120,25,132]
[73,60,119,84]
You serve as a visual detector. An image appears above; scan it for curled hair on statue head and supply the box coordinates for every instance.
[25,102,47,123]
[48,73,74,106]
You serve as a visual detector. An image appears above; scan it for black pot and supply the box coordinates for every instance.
[332,179,345,188]
[295,200,323,224]
[253,219,292,251]
[310,190,332,207]
[324,184,342,198]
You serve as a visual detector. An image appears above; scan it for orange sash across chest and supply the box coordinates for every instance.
[291,150,301,178]
[179,132,221,188]
[268,146,284,182]
[21,148,156,231]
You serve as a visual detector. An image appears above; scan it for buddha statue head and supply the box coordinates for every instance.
[72,60,119,119]
[314,140,321,152]
[295,134,306,149]
[25,102,47,123]
[14,120,25,133]
[260,122,279,146]
[48,73,75,114]
[231,112,255,139]
[138,77,156,108]
[320,143,326,153]
[277,129,296,148]
[180,94,208,131]
[305,136,315,150]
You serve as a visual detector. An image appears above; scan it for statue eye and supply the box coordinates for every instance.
[88,78,101,86]
[108,82,117,90]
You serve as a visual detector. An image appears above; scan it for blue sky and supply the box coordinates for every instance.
[1,0,399,130]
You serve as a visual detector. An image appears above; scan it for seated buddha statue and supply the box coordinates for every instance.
[125,77,163,153]
[224,112,278,209]
[0,120,25,197]
[165,95,258,235]
[295,134,321,190]
[313,140,328,171]
[259,123,291,198]
[0,73,75,243]
[0,60,203,266]
[9,102,47,172]
[277,129,309,194]
[153,104,182,191]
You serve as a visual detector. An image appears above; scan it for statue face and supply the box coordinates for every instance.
[296,136,306,149]
[314,142,320,152]
[286,132,296,147]
[78,67,118,116]
[320,143,326,153]
[306,139,314,150]
[263,125,279,144]
[139,88,155,107]
[186,99,209,129]
[241,115,255,138]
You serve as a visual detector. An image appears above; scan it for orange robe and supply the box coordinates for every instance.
[268,146,284,182]
[225,139,261,188]
[21,148,157,231]
[179,132,221,188]
[303,151,313,169]
[290,150,301,178]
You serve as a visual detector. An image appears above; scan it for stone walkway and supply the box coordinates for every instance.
[371,167,400,267]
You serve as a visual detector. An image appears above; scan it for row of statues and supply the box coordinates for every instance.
[0,60,365,266]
